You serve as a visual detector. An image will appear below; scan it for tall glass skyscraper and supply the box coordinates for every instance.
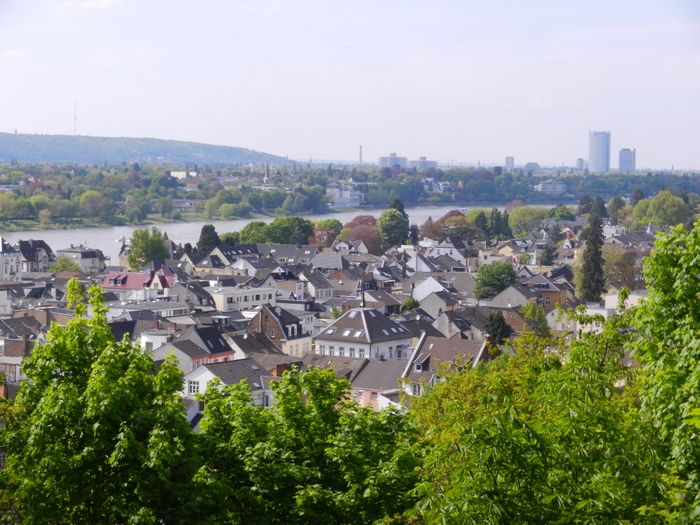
[619,148,636,173]
[588,131,611,173]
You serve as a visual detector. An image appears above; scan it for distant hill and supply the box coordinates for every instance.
[0,132,286,165]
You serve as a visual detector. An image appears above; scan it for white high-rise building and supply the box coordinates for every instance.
[619,148,636,174]
[505,156,514,172]
[588,131,611,173]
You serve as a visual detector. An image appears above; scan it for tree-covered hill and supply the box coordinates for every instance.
[0,132,286,165]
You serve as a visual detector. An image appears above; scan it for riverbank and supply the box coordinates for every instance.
[0,201,573,233]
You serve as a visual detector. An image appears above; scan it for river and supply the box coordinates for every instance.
[1,205,509,264]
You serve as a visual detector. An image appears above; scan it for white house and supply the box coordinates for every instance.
[314,308,413,361]
[206,285,277,312]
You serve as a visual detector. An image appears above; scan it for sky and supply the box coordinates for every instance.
[0,0,699,169]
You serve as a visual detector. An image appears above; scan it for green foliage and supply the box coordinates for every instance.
[577,214,605,302]
[401,298,420,312]
[608,195,626,225]
[411,322,665,524]
[508,206,548,236]
[547,204,575,221]
[197,224,221,254]
[48,255,81,273]
[632,190,691,229]
[484,311,513,345]
[376,209,409,250]
[522,302,550,339]
[219,231,240,246]
[633,219,700,519]
[475,261,517,299]
[239,221,270,244]
[2,281,197,523]
[195,369,420,524]
[602,244,640,290]
[127,227,169,270]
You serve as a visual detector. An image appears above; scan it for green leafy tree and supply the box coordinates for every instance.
[239,221,271,244]
[577,213,605,302]
[2,281,198,523]
[602,245,640,290]
[127,226,169,270]
[475,261,517,299]
[411,325,665,524]
[522,302,550,339]
[195,369,420,524]
[508,206,548,236]
[197,224,221,254]
[401,297,420,312]
[484,311,513,345]
[474,211,489,238]
[389,197,408,218]
[49,255,81,273]
[547,204,575,221]
[266,216,314,244]
[590,196,608,218]
[607,195,625,225]
[376,208,409,250]
[408,224,419,246]
[219,231,240,246]
[633,219,700,520]
[631,188,645,206]
[539,243,556,266]
[578,194,593,215]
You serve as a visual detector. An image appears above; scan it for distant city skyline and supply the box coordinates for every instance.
[0,1,698,169]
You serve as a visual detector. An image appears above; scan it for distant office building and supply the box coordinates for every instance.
[534,180,567,197]
[619,148,636,174]
[410,156,438,170]
[505,156,514,172]
[523,162,541,176]
[588,131,611,173]
[378,153,408,170]
[326,183,364,208]
[576,158,586,171]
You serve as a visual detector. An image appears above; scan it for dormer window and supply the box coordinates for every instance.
[415,363,422,371]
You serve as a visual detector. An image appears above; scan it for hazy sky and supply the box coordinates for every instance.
[1,1,698,168]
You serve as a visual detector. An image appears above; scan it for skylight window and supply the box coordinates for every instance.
[348,311,357,319]
[325,328,335,335]
[343,329,352,336]
[354,330,363,337]
[368,311,376,317]
[391,328,398,333]
[382,329,389,335]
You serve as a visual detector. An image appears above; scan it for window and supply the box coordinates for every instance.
[349,347,355,358]
[227,297,233,303]
[343,329,352,336]
[389,347,393,358]
[370,392,378,400]
[256,294,261,301]
[397,349,402,359]
[270,329,275,339]
[415,363,422,371]
[545,297,552,305]
[145,341,153,352]
[187,380,200,395]
[329,346,335,355]
[319,344,326,355]
[359,348,365,358]
[412,383,421,396]
[339,346,345,357]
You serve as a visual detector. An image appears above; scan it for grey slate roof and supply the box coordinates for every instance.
[351,360,406,391]
[315,308,411,344]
